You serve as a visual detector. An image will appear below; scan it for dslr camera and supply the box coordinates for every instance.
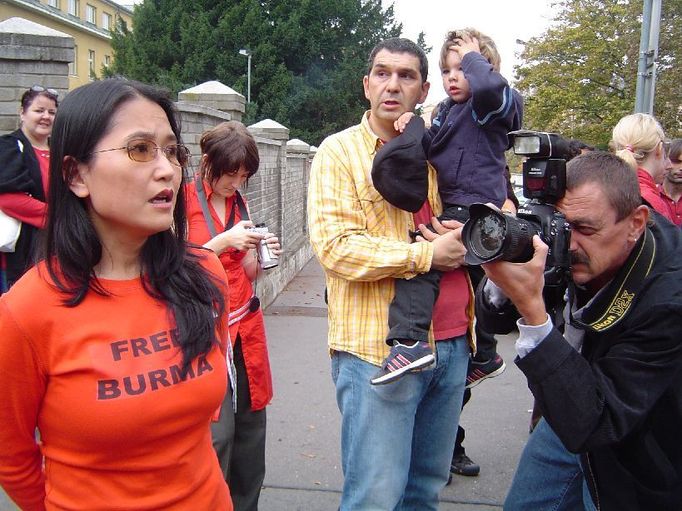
[461,130,572,290]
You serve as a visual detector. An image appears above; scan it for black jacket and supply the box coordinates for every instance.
[483,213,682,510]
[0,129,45,288]
[425,52,523,208]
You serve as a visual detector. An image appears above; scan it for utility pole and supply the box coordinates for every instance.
[239,48,252,104]
[634,0,662,114]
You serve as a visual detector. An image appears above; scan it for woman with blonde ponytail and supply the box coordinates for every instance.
[611,113,673,221]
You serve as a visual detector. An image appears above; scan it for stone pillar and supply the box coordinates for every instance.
[248,118,290,142]
[0,17,74,134]
[286,138,310,155]
[178,81,246,122]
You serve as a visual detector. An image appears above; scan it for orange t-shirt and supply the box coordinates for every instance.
[0,253,232,510]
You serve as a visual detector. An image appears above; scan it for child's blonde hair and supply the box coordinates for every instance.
[611,113,666,171]
[439,28,501,72]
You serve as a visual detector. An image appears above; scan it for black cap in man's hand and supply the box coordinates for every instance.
[371,116,428,213]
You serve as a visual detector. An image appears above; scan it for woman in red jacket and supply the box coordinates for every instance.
[186,121,278,511]
[611,113,674,222]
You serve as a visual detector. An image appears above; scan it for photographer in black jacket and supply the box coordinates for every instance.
[480,151,682,510]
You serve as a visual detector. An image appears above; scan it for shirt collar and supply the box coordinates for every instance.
[360,111,383,157]
[637,168,657,190]
[658,183,674,201]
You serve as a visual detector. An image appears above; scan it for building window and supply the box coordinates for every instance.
[104,55,111,68]
[67,0,79,17]
[69,45,78,76]
[85,4,96,25]
[102,12,112,31]
[47,0,60,8]
[88,49,96,79]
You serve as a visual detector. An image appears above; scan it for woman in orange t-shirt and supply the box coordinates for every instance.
[0,79,233,511]
[186,121,279,511]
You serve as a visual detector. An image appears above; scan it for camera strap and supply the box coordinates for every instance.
[195,176,249,236]
[568,227,655,333]
[195,176,262,314]
[224,191,249,231]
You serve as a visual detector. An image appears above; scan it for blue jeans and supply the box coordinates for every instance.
[505,419,597,511]
[331,336,468,510]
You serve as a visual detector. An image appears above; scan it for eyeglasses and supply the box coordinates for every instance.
[30,85,59,99]
[90,139,191,167]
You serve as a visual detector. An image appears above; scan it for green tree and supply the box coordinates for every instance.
[109,0,402,145]
[514,0,681,147]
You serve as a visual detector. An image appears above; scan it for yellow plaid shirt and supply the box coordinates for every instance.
[308,112,471,365]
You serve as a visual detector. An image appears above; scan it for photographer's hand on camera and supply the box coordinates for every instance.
[482,235,549,326]
[262,232,283,257]
[417,217,467,271]
[205,220,264,255]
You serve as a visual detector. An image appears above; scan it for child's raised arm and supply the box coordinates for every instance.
[449,33,481,60]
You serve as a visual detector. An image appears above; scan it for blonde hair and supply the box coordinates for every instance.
[610,113,665,171]
[439,28,501,72]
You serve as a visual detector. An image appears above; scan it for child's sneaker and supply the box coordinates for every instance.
[370,341,435,385]
[465,354,506,388]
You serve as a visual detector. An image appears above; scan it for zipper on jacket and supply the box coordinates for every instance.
[583,452,601,510]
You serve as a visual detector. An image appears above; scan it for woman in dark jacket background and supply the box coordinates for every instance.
[0,85,58,292]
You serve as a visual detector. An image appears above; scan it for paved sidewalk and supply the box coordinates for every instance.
[259,259,533,510]
[1,258,533,511]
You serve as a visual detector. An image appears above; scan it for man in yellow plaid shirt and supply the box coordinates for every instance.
[308,37,473,510]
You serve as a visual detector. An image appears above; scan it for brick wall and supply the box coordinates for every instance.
[0,18,314,309]
[0,17,73,133]
[174,102,314,308]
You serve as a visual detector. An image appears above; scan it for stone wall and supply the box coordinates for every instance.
[174,102,314,309]
[0,17,314,309]
[0,17,73,133]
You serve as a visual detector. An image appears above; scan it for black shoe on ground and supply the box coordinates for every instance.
[450,453,480,477]
[370,341,435,385]
[466,353,506,389]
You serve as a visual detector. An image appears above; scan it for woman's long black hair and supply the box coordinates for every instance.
[44,79,225,374]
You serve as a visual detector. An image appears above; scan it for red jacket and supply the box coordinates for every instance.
[637,168,674,223]
[658,185,682,226]
[185,180,273,410]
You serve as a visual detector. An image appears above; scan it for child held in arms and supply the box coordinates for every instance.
[370,28,522,385]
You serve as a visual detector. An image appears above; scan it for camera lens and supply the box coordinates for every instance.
[462,203,539,265]
[469,213,506,260]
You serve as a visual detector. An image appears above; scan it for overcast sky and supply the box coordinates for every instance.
[386,0,556,105]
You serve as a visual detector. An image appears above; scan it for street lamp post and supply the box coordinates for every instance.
[634,0,662,114]
[238,48,252,103]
